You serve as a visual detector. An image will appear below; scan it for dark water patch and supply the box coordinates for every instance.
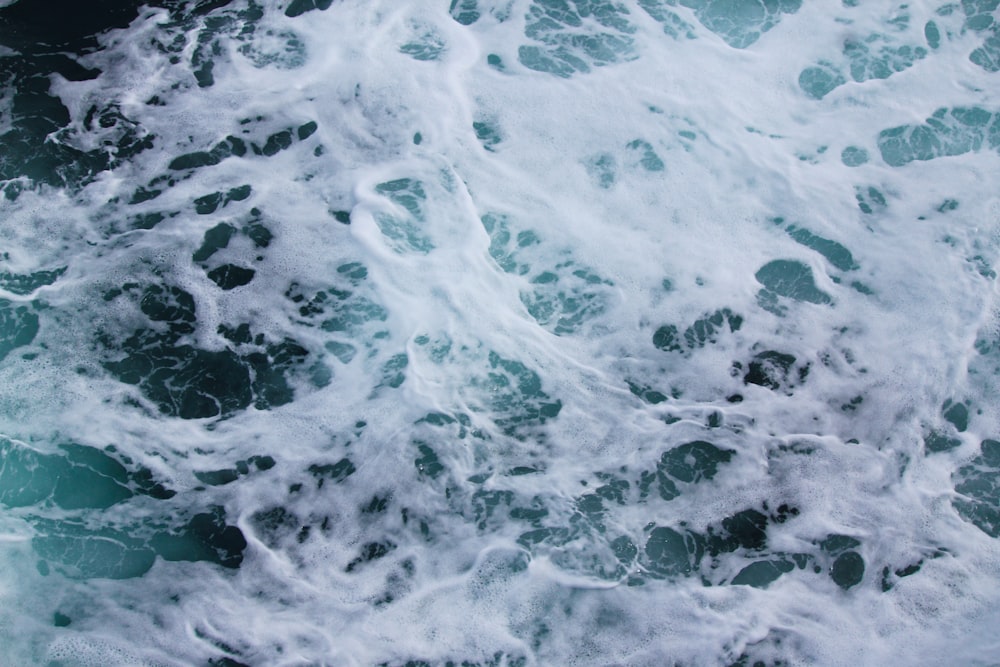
[194,455,275,487]
[521,262,613,335]
[0,437,173,510]
[644,526,702,578]
[288,264,388,344]
[755,260,831,312]
[481,213,537,275]
[637,0,697,40]
[659,440,734,484]
[450,0,481,25]
[640,0,801,48]
[731,559,795,588]
[799,62,846,100]
[400,28,446,62]
[855,185,887,214]
[626,379,668,404]
[776,221,858,272]
[953,439,1000,536]
[473,119,502,151]
[962,0,1000,71]
[0,298,39,361]
[0,0,170,194]
[193,185,251,215]
[149,507,246,568]
[880,549,947,591]
[375,178,433,253]
[517,0,637,77]
[841,146,870,167]
[413,442,446,479]
[626,139,664,172]
[308,458,356,488]
[284,0,333,18]
[103,284,312,418]
[169,135,248,171]
[346,540,396,572]
[481,214,612,335]
[194,223,237,262]
[480,351,562,438]
[653,308,743,354]
[878,107,999,166]
[830,550,865,589]
[0,76,153,193]
[24,459,245,581]
[942,399,969,432]
[207,264,256,290]
[743,350,807,393]
[640,440,735,502]
[925,400,971,453]
[799,5,929,98]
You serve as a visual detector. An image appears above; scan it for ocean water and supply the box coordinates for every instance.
[1,0,999,664]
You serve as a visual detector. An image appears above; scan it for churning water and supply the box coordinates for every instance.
[1,0,1000,664]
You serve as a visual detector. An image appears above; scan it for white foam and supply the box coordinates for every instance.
[1,0,999,664]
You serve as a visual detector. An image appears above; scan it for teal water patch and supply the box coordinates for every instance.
[798,62,846,100]
[374,178,434,253]
[640,0,802,49]
[637,0,697,40]
[755,260,831,314]
[192,208,270,289]
[625,139,665,171]
[481,213,538,275]
[585,153,617,188]
[0,267,66,296]
[731,559,794,588]
[400,26,447,61]
[640,440,735,501]
[742,350,808,394]
[855,185,887,214]
[477,351,563,438]
[0,436,246,579]
[845,40,927,84]
[877,107,999,166]
[520,263,614,335]
[0,88,153,194]
[517,0,638,77]
[450,0,481,25]
[284,0,333,18]
[652,308,743,354]
[961,0,1000,71]
[840,146,870,167]
[799,42,927,99]
[925,20,942,49]
[777,221,858,272]
[0,438,172,510]
[238,28,306,69]
[480,213,613,335]
[473,119,503,151]
[0,299,39,361]
[195,455,275,487]
[798,5,931,99]
[925,399,971,453]
[102,283,312,419]
[953,439,1000,536]
[287,260,393,386]
[32,507,246,579]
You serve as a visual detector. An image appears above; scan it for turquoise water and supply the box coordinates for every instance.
[1,0,1000,664]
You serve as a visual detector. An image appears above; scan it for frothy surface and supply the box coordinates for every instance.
[1,0,999,664]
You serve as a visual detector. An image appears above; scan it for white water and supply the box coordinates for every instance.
[1,0,1000,664]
